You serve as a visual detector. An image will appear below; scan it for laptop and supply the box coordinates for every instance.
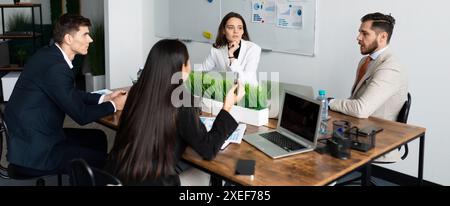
[243,89,322,159]
[263,81,314,118]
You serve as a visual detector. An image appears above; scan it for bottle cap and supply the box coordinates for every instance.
[319,90,326,96]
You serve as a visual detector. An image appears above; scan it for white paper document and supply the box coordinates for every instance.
[252,0,276,24]
[200,116,247,150]
[277,2,303,29]
[91,89,113,95]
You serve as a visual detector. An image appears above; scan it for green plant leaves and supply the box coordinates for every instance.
[88,24,105,76]
[185,72,270,110]
[7,13,31,32]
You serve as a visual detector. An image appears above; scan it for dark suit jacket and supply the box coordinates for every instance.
[4,45,114,171]
[106,107,238,186]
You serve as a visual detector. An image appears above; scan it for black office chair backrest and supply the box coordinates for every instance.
[0,110,9,178]
[69,159,122,186]
[397,93,411,160]
[396,93,411,124]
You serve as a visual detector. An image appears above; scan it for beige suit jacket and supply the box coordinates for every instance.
[330,48,408,120]
[330,48,408,162]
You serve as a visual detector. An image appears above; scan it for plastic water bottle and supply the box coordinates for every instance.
[317,90,329,135]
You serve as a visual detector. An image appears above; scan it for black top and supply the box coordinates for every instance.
[4,45,115,171]
[106,106,238,186]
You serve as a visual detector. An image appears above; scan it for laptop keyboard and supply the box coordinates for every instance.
[260,132,306,152]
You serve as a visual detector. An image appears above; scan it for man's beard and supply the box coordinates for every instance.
[360,40,378,55]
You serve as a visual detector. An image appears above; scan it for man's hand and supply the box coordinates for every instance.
[103,90,127,102]
[111,92,128,111]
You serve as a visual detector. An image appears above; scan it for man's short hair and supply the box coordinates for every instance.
[361,12,396,43]
[53,13,91,45]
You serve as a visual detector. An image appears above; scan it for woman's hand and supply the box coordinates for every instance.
[228,41,240,58]
[223,81,245,112]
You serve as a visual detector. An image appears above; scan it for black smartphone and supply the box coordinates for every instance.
[233,72,239,85]
[235,159,255,175]
[358,126,383,136]
[233,72,239,95]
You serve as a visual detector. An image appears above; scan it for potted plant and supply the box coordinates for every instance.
[6,13,32,66]
[51,0,80,24]
[50,0,63,25]
[16,48,27,67]
[84,23,105,92]
[185,71,271,126]
[66,0,80,14]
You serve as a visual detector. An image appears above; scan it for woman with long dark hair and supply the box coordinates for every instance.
[195,12,261,85]
[105,39,244,185]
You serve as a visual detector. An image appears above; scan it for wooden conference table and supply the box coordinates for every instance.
[98,104,426,186]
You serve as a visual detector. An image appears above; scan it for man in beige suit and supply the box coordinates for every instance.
[329,12,408,162]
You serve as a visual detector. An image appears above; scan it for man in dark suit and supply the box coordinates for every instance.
[4,13,127,176]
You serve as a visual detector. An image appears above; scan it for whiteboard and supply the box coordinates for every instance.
[155,0,221,44]
[154,0,317,56]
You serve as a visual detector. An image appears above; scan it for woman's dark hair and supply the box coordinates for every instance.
[53,13,91,45]
[108,39,189,183]
[213,12,250,48]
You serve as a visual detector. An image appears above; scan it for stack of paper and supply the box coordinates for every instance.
[200,117,246,150]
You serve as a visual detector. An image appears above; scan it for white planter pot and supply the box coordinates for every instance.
[201,97,223,115]
[201,97,269,126]
[229,105,269,127]
[85,73,105,92]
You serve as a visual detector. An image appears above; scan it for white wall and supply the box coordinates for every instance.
[105,0,450,185]
[105,0,152,89]
[142,0,157,66]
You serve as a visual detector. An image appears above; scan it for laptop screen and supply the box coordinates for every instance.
[279,92,320,143]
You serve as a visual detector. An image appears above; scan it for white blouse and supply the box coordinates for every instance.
[195,39,261,85]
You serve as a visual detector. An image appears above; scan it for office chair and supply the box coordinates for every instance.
[0,110,63,186]
[375,92,411,162]
[337,93,411,186]
[69,159,122,186]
